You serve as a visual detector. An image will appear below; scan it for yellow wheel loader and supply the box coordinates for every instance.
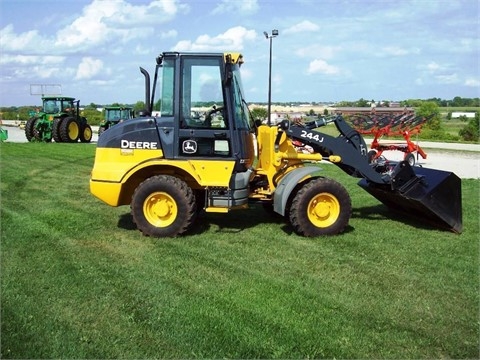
[90,52,462,237]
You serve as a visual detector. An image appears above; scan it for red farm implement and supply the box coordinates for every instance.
[351,111,430,166]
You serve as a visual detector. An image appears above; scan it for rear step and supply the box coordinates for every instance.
[359,161,462,233]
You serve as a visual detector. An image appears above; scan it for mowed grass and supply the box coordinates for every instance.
[1,142,479,359]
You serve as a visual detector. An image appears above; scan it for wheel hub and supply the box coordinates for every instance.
[144,192,177,227]
[308,193,340,227]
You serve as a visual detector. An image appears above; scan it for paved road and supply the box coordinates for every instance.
[1,121,479,179]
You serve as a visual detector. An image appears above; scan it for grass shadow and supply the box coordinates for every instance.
[117,206,288,236]
[352,204,453,232]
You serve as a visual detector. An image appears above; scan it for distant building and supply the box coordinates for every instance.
[333,107,414,116]
[451,112,476,118]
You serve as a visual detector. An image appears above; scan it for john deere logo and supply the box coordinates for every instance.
[182,140,197,154]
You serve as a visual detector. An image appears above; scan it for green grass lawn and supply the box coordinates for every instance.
[1,142,479,359]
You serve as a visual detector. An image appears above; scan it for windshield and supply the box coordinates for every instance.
[152,58,175,116]
[106,109,131,120]
[43,99,74,114]
[231,65,251,130]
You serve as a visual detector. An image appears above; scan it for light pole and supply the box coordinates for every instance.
[264,29,278,126]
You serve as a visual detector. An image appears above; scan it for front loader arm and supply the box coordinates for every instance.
[278,117,388,184]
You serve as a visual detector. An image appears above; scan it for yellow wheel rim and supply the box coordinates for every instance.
[68,121,79,140]
[143,191,177,227]
[83,127,92,140]
[307,192,340,228]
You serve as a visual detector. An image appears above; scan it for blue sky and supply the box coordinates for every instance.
[0,0,479,107]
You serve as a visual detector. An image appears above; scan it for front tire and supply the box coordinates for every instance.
[80,124,92,143]
[131,175,197,237]
[289,177,351,237]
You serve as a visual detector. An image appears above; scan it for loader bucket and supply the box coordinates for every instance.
[358,162,462,233]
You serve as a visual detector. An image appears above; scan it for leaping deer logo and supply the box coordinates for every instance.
[182,140,197,154]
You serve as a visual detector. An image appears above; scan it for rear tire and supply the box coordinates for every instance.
[131,175,197,237]
[289,177,351,237]
[60,117,80,142]
[52,118,63,142]
[25,118,37,142]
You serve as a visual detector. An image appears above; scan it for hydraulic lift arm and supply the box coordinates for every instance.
[278,116,388,184]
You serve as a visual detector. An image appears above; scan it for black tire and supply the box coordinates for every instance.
[60,117,80,142]
[33,122,43,141]
[367,149,377,163]
[52,118,63,142]
[98,126,107,137]
[131,175,197,237]
[25,118,37,142]
[289,177,352,237]
[80,124,93,143]
[405,152,415,166]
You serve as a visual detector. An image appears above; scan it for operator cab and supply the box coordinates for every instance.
[149,52,255,172]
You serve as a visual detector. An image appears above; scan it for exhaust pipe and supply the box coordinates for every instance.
[139,67,151,116]
[359,161,462,233]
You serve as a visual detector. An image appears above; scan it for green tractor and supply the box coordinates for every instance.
[25,96,93,143]
[98,106,134,136]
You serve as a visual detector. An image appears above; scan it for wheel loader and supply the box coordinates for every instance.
[25,96,93,143]
[90,52,462,237]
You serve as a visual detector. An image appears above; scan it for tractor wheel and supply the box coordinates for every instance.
[25,118,37,142]
[33,123,43,141]
[98,126,107,137]
[405,152,415,166]
[367,150,377,163]
[80,124,93,143]
[52,118,63,142]
[289,177,352,237]
[131,175,197,237]
[59,117,80,142]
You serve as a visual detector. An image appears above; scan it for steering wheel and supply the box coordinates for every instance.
[204,105,224,127]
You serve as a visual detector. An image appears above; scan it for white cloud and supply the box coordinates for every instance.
[173,26,256,51]
[464,78,480,87]
[0,55,65,65]
[435,73,458,84]
[212,0,258,15]
[381,46,419,56]
[0,24,49,52]
[307,59,340,75]
[284,20,319,34]
[161,29,178,39]
[426,62,441,71]
[296,45,340,60]
[75,57,104,80]
[54,0,188,48]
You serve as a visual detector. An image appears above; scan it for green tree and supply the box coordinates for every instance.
[459,112,479,142]
[356,98,369,107]
[81,108,102,125]
[134,101,146,113]
[417,101,442,131]
[250,107,268,122]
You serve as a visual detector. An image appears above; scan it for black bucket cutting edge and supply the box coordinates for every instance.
[358,162,463,233]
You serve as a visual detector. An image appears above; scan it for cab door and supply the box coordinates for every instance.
[176,56,232,160]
